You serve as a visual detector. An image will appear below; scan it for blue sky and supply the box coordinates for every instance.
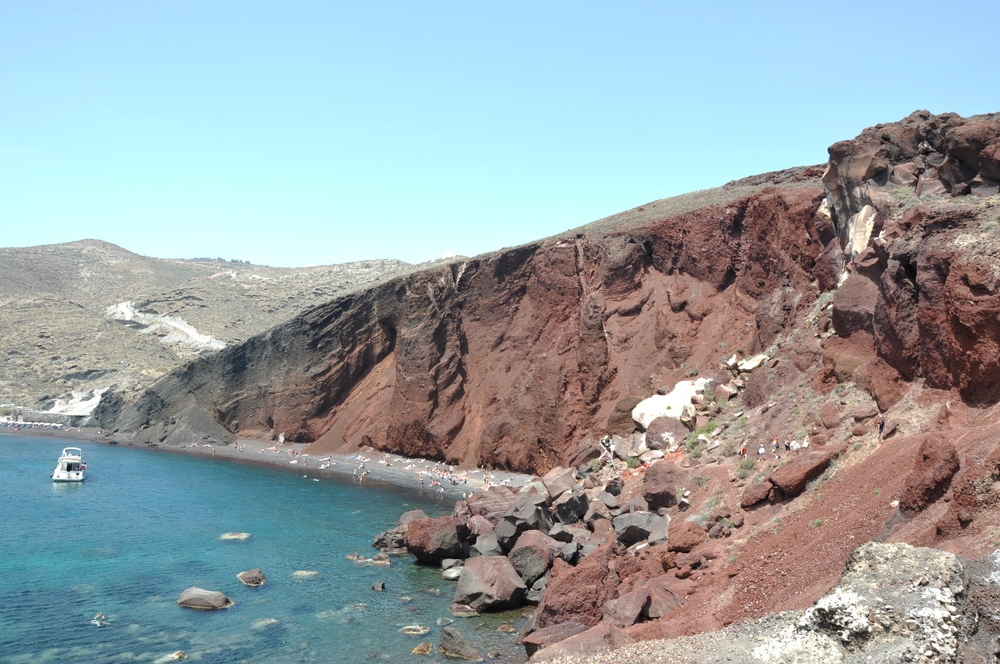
[2,2,997,267]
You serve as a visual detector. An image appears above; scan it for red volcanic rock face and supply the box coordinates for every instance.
[104,174,826,475]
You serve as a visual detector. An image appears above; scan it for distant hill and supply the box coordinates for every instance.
[0,239,414,413]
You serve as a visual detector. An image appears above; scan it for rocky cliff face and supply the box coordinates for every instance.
[97,170,827,472]
[96,112,1000,477]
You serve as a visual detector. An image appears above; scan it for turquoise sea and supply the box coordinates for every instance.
[0,435,528,663]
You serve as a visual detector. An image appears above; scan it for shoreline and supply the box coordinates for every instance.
[1,424,532,502]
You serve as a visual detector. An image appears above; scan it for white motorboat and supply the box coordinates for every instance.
[52,447,86,482]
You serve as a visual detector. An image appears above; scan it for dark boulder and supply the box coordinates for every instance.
[552,489,588,524]
[612,512,666,546]
[642,460,682,510]
[508,530,562,587]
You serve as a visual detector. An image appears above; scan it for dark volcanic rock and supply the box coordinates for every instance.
[642,460,682,511]
[508,530,561,587]
[612,512,665,546]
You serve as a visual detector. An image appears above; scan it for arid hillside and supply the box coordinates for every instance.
[0,239,412,415]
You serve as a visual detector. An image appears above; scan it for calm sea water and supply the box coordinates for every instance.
[0,435,527,663]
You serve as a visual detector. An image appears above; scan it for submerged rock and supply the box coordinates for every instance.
[439,626,483,661]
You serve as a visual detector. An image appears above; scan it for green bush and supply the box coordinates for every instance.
[627,456,641,469]
[736,457,756,480]
[588,457,603,473]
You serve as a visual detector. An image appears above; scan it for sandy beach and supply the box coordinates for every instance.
[1,423,532,502]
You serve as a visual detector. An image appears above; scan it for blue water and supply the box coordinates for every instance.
[0,436,527,663]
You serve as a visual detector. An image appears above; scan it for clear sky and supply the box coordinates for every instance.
[2,2,997,267]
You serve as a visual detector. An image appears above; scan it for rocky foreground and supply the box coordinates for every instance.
[376,446,1000,662]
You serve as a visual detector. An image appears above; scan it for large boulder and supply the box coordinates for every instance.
[177,587,233,610]
[740,480,772,508]
[496,494,554,550]
[551,489,588,524]
[644,576,686,619]
[453,555,526,612]
[602,586,650,627]
[768,445,846,498]
[520,621,589,658]
[405,517,467,564]
[465,515,494,537]
[612,512,666,545]
[541,467,578,499]
[469,531,504,558]
[900,433,960,514]
[534,543,621,630]
[642,460,683,510]
[508,530,562,587]
[646,416,689,451]
[464,486,519,525]
[832,274,879,337]
[529,622,634,663]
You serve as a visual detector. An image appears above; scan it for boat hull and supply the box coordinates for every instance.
[52,447,86,482]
